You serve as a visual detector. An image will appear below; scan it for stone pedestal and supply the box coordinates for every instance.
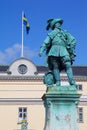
[42,85,81,130]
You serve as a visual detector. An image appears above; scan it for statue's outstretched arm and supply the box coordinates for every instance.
[39,36,51,57]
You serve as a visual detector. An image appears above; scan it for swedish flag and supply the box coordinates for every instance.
[23,14,30,34]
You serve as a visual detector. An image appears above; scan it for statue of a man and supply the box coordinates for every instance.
[39,18,77,87]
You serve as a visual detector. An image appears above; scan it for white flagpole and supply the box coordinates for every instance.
[21,11,24,57]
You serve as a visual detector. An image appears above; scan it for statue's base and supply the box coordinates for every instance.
[46,85,77,93]
[42,85,81,130]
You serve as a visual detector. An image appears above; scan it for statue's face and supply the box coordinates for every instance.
[55,22,61,28]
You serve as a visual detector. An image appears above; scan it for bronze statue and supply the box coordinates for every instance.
[39,18,77,87]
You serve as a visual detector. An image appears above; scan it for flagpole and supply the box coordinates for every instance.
[21,11,24,57]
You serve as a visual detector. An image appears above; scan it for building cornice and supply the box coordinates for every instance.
[0,75,87,82]
[0,76,43,81]
[0,97,87,105]
[0,98,43,105]
[61,76,87,82]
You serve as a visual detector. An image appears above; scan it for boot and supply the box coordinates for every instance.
[53,68,60,87]
[65,62,77,87]
[69,79,78,88]
[56,81,61,86]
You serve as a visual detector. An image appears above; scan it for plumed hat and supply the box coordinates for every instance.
[46,18,63,30]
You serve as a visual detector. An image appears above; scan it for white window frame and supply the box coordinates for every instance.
[18,107,27,122]
[77,84,83,91]
[78,107,83,123]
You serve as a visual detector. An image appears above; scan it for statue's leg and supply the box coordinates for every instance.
[49,56,60,86]
[62,56,77,86]
[64,61,76,86]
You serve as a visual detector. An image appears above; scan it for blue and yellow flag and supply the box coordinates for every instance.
[23,14,30,34]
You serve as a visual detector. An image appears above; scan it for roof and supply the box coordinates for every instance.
[37,66,87,76]
[0,65,87,76]
[73,66,87,76]
[0,65,9,72]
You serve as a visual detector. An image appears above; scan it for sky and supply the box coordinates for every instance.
[0,0,87,66]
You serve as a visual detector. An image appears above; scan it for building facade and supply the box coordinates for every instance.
[0,57,87,130]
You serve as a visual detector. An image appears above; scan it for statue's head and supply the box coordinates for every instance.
[46,18,63,30]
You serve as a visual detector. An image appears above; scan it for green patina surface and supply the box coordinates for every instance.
[39,18,80,130]
[43,85,81,130]
[46,85,77,94]
[39,18,77,87]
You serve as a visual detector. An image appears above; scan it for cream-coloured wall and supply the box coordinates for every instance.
[0,80,46,130]
[78,105,87,130]
[75,81,87,95]
[0,79,87,130]
[81,82,87,94]
[0,105,18,130]
[0,80,46,98]
[0,104,45,130]
[0,80,86,98]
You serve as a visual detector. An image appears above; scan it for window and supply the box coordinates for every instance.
[18,64,27,74]
[18,107,27,122]
[77,84,82,91]
[78,107,83,123]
